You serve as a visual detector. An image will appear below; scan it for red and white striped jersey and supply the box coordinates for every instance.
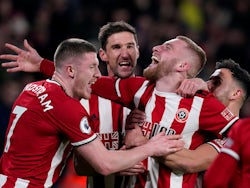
[92,76,238,188]
[81,95,130,188]
[0,80,96,188]
[80,94,130,151]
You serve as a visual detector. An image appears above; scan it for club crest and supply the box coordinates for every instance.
[175,108,189,123]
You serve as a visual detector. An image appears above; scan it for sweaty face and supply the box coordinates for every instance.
[102,32,139,78]
[207,68,235,106]
[73,52,101,100]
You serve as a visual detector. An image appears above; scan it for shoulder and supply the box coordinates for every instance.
[195,90,212,97]
[195,90,225,107]
[118,76,151,88]
[230,118,250,136]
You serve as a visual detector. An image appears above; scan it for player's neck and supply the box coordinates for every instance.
[155,74,183,93]
[52,72,73,98]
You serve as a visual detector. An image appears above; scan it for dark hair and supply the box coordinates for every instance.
[216,59,250,100]
[54,38,97,67]
[98,21,138,50]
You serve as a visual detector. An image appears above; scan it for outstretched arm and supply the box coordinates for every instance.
[1,39,55,77]
[74,145,146,176]
[75,132,184,176]
[0,39,43,73]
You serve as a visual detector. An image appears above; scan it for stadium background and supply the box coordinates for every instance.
[0,0,250,179]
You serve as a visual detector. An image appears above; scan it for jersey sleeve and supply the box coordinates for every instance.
[52,97,97,146]
[40,59,55,77]
[207,137,227,153]
[198,92,238,136]
[92,76,146,109]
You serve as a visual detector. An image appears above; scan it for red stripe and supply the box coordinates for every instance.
[138,83,154,111]
[169,98,193,134]
[89,94,100,132]
[152,95,165,124]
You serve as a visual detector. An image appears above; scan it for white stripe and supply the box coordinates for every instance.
[80,98,90,115]
[122,107,131,135]
[0,174,7,187]
[14,178,29,188]
[207,142,221,153]
[72,134,97,146]
[219,117,239,135]
[44,140,70,187]
[146,157,159,188]
[99,97,113,133]
[144,90,155,123]
[134,80,150,108]
[160,92,181,130]
[183,96,203,148]
[221,148,240,161]
[170,172,183,188]
[0,174,30,188]
[115,79,121,97]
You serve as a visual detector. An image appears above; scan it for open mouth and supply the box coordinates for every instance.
[89,80,96,85]
[151,56,159,64]
[119,61,131,67]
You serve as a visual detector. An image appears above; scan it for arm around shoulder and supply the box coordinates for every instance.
[161,143,218,173]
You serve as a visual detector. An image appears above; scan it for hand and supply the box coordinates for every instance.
[126,108,146,129]
[176,78,208,98]
[147,132,184,157]
[124,125,147,148]
[117,145,145,175]
[118,162,145,176]
[0,39,43,73]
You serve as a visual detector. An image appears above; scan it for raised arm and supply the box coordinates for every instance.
[0,39,55,77]
[0,39,43,73]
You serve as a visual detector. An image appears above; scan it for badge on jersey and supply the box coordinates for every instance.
[80,117,91,134]
[221,108,234,121]
[175,108,189,123]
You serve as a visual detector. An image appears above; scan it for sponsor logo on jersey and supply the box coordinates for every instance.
[80,117,91,134]
[140,122,154,139]
[140,122,176,138]
[175,108,189,123]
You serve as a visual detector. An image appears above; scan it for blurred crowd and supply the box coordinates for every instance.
[1,0,250,155]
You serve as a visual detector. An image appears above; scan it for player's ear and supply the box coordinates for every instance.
[67,65,74,78]
[99,48,108,63]
[136,45,140,59]
[177,62,190,72]
[231,89,242,100]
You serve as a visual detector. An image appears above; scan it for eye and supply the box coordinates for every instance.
[213,78,221,86]
[127,43,135,49]
[112,45,121,49]
[209,76,221,90]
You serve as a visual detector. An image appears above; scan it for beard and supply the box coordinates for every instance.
[143,65,159,82]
